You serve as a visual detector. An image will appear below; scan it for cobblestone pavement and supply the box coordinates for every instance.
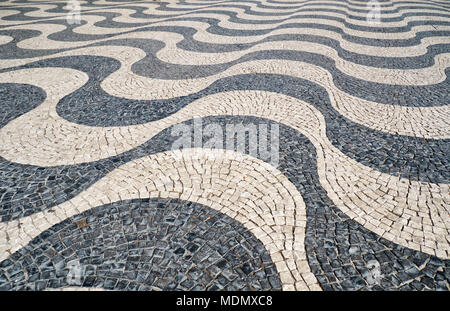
[0,0,449,291]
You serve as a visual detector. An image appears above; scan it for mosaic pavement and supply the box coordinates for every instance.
[0,0,449,291]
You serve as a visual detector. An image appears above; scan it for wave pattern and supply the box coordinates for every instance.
[0,0,449,291]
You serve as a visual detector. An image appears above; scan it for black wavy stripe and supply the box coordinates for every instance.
[0,70,447,223]
[34,55,450,183]
[1,34,448,104]
[0,83,46,129]
[1,6,449,43]
[2,22,449,70]
[1,116,448,290]
[0,0,448,291]
[0,198,282,291]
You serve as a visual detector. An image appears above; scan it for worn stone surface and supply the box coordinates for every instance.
[0,0,449,291]
[0,198,282,291]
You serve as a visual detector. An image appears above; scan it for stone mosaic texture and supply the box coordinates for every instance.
[0,0,449,291]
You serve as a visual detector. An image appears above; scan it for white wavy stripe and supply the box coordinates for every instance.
[29,45,445,102]
[158,32,445,65]
[6,23,442,87]
[153,34,450,86]
[0,2,157,20]
[0,5,121,27]
[3,0,448,22]
[0,62,448,168]
[0,148,320,291]
[0,1,168,27]
[0,61,448,169]
[101,47,448,92]
[0,75,448,258]
[334,0,450,10]
[135,3,450,22]
[90,0,450,12]
[3,0,449,13]
[2,4,438,40]
[12,21,450,60]
[0,0,448,272]
[0,46,449,138]
[0,35,13,45]
[172,90,450,259]
[181,18,450,43]
[65,9,450,39]
[140,0,450,19]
